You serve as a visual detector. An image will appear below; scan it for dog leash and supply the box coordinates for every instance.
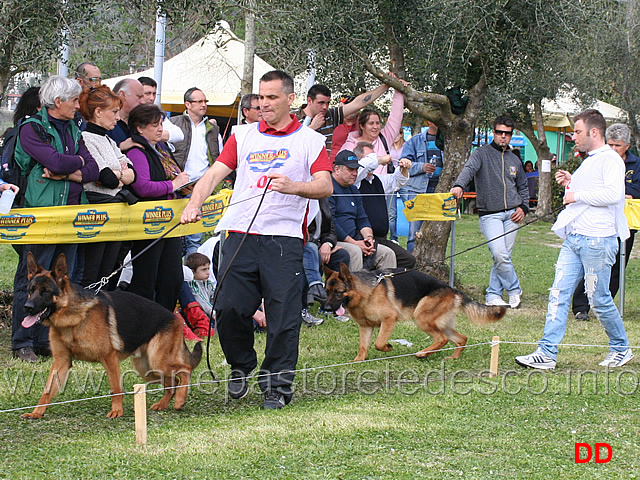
[85,189,279,295]
[85,222,183,294]
[203,178,273,381]
[440,204,565,263]
[374,268,411,285]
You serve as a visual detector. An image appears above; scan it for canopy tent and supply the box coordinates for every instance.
[539,93,627,130]
[103,24,274,118]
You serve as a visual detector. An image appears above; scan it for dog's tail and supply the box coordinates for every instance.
[186,341,203,369]
[458,293,507,326]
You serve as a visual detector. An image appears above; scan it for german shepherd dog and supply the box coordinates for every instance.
[324,264,507,362]
[21,252,202,419]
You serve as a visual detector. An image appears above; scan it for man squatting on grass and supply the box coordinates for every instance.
[516,109,633,370]
[181,70,333,410]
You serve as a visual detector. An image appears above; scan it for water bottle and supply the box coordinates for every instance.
[0,188,15,214]
[427,155,438,178]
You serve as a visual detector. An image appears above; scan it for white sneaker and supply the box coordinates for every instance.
[509,294,521,309]
[486,298,509,307]
[515,348,556,369]
[599,349,633,367]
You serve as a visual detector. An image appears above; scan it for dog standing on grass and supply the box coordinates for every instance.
[324,264,506,361]
[21,252,202,419]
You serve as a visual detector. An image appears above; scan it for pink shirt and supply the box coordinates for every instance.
[340,90,405,176]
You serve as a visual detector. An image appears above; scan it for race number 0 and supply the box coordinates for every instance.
[256,175,269,189]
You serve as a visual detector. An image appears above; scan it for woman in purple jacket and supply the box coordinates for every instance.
[126,104,189,312]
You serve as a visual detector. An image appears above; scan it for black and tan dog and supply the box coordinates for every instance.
[21,252,202,419]
[324,264,506,362]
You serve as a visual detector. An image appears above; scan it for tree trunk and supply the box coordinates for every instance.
[411,78,488,280]
[241,3,256,97]
[516,99,552,217]
[0,68,11,105]
[532,101,552,217]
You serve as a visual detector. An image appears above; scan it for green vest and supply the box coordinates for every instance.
[14,109,87,207]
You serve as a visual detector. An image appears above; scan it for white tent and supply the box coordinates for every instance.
[539,91,627,129]
[103,24,274,117]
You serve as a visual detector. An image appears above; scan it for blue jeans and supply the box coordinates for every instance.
[183,232,203,258]
[395,187,422,252]
[478,210,521,302]
[388,193,399,241]
[538,234,630,359]
[303,242,323,287]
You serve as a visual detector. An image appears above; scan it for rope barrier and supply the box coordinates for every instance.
[2,338,636,415]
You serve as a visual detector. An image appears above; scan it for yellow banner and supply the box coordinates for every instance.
[625,199,640,230]
[0,190,232,244]
[402,193,457,222]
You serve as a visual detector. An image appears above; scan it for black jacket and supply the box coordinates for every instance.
[308,197,338,247]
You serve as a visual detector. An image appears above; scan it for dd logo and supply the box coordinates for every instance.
[574,443,612,463]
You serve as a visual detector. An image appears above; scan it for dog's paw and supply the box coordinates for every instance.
[353,355,366,362]
[21,412,44,419]
[375,343,393,352]
[107,408,124,418]
[150,401,169,411]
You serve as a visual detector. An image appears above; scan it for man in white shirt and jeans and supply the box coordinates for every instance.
[516,109,633,370]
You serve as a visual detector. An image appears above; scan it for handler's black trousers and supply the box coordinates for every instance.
[129,236,183,313]
[216,233,304,396]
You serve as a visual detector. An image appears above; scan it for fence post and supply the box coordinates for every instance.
[489,336,500,378]
[133,383,147,445]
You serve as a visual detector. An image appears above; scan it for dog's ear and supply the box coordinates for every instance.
[26,252,44,280]
[338,262,351,279]
[51,253,69,283]
[338,262,354,289]
[322,265,335,278]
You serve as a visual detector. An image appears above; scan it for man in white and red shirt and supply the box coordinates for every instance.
[182,70,332,410]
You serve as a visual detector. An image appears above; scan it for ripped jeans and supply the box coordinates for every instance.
[539,234,630,359]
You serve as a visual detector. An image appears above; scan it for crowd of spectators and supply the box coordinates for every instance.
[3,63,634,396]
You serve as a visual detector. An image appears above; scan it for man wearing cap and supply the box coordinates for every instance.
[292,83,390,155]
[329,150,397,271]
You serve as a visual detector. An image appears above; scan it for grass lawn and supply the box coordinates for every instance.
[1,214,639,479]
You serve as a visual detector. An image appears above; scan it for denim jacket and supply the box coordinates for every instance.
[401,132,443,194]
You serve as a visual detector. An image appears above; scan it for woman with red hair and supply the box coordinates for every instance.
[78,85,137,287]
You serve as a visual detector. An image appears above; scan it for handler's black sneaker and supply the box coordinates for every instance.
[261,391,291,410]
[228,372,249,399]
[13,346,38,363]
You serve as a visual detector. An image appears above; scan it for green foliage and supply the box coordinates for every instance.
[0,0,65,98]
[551,153,585,213]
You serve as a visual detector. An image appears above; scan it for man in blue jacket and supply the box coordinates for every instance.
[394,122,443,251]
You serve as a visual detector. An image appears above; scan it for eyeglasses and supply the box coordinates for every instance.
[188,99,208,104]
[86,77,102,83]
[494,129,513,136]
[247,106,261,111]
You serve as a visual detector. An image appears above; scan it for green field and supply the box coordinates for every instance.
[0,215,638,479]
